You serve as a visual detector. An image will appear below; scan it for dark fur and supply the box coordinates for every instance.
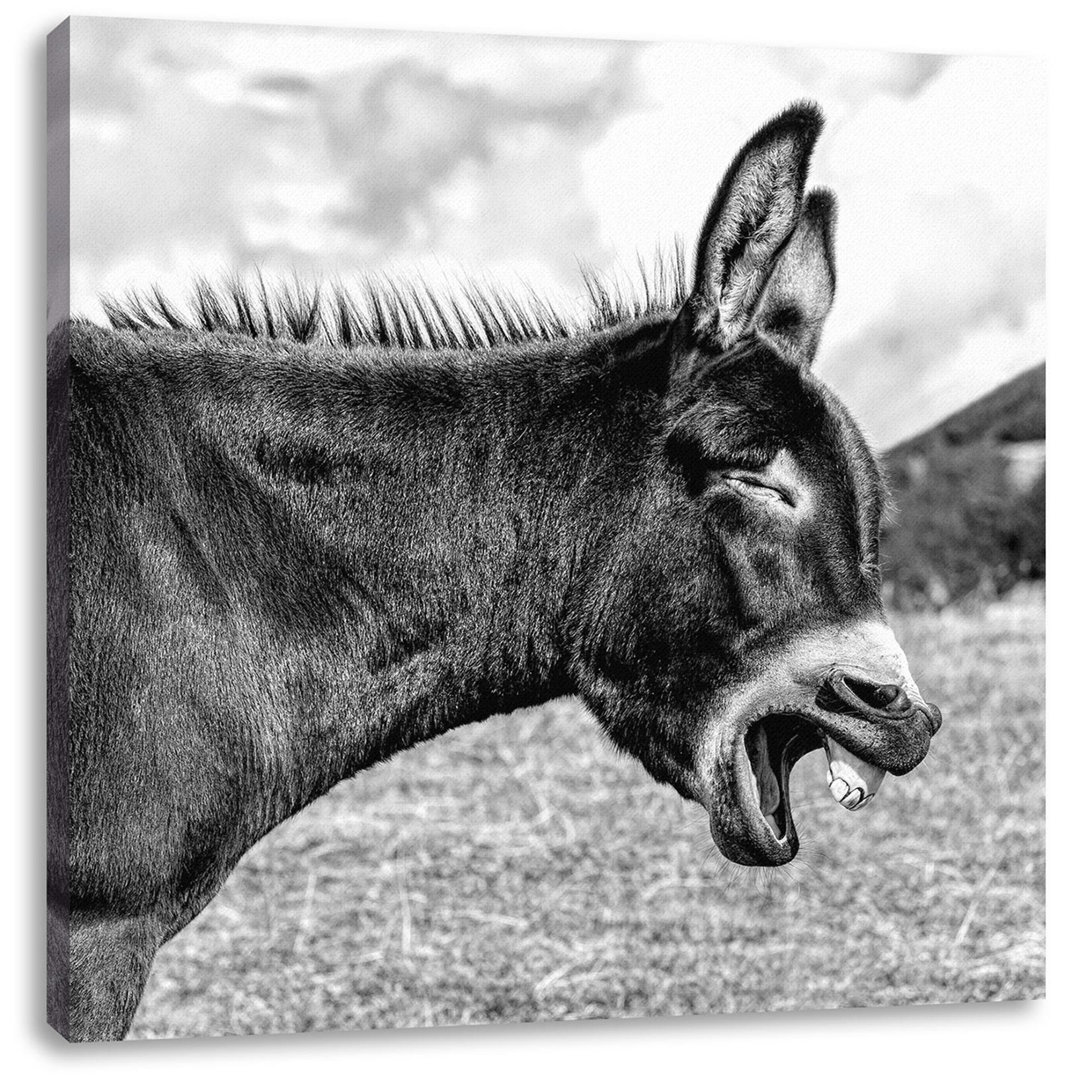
[48,103,905,1040]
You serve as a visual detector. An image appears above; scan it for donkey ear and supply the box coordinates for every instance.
[685,102,823,350]
[751,188,837,366]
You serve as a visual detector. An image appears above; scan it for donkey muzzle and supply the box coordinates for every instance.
[818,669,943,733]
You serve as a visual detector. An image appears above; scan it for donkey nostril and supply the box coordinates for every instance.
[823,673,921,719]
[873,683,906,709]
[835,676,912,714]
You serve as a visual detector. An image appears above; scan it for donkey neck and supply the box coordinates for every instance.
[151,319,673,787]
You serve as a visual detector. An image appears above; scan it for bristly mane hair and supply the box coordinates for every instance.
[102,242,689,353]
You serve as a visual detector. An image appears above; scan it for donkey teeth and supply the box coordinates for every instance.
[829,777,851,802]
[824,736,886,811]
[840,786,865,810]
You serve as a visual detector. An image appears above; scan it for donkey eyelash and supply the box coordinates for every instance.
[716,472,796,508]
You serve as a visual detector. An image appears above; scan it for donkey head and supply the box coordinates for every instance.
[570,103,941,867]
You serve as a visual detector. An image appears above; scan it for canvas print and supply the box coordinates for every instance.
[46,17,1046,1042]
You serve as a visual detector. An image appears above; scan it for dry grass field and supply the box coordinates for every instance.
[130,591,1045,1039]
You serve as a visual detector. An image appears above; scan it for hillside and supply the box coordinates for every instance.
[880,363,1045,609]
[889,365,1045,456]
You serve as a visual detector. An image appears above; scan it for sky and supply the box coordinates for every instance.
[64,17,1046,448]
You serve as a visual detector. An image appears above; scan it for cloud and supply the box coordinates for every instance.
[765,47,950,104]
[813,54,1047,446]
[312,49,640,278]
[68,19,642,316]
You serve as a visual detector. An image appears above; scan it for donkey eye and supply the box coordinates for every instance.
[717,472,794,507]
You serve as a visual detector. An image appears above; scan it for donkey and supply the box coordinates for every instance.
[47,102,941,1041]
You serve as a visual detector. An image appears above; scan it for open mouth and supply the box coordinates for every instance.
[707,625,941,867]
[737,712,891,857]
[743,714,822,844]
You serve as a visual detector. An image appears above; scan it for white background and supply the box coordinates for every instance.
[5,1,1074,1076]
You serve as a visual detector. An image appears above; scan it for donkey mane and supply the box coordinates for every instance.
[101,243,689,353]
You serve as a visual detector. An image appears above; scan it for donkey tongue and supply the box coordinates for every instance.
[824,737,886,811]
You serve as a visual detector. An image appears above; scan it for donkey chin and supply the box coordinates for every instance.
[704,620,942,867]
